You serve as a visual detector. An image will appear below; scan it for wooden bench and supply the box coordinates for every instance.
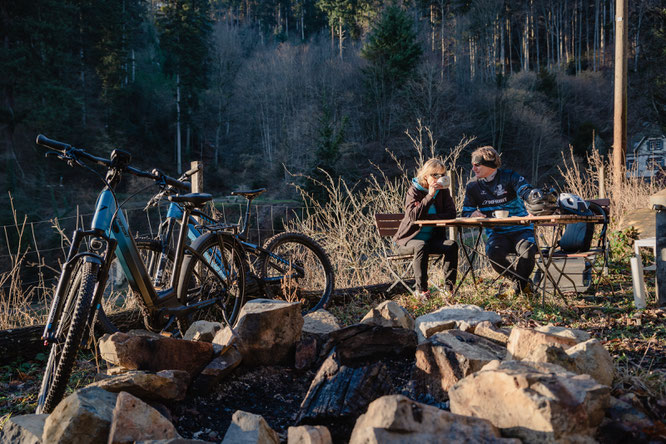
[374,213,445,295]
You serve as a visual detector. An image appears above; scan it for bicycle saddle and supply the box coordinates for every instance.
[168,193,213,207]
[230,188,266,199]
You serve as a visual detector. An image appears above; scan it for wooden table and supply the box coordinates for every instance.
[417,214,605,301]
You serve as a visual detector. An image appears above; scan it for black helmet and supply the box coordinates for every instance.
[525,187,558,216]
[558,192,590,215]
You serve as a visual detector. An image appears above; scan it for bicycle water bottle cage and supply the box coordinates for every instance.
[168,193,212,208]
[230,188,266,200]
[110,149,132,169]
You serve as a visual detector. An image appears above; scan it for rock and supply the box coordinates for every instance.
[221,410,280,444]
[360,301,414,329]
[319,324,417,365]
[565,339,615,386]
[348,394,519,444]
[534,325,591,343]
[297,351,393,428]
[0,414,48,444]
[42,386,118,444]
[295,335,319,370]
[449,360,611,443]
[214,299,303,366]
[99,332,214,377]
[414,304,501,342]
[413,330,506,401]
[287,425,332,444]
[522,344,578,372]
[473,321,510,345]
[183,320,223,342]
[506,326,580,360]
[303,310,341,335]
[87,370,190,402]
[108,391,180,444]
[192,345,242,392]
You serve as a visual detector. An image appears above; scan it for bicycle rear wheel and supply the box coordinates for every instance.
[95,238,174,334]
[36,261,98,414]
[258,232,334,313]
[177,232,246,329]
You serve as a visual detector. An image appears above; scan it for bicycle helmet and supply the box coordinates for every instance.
[558,192,590,215]
[524,187,558,215]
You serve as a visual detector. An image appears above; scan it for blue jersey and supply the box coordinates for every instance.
[462,169,534,240]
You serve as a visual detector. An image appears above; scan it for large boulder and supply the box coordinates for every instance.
[0,414,48,444]
[99,332,214,376]
[449,360,611,443]
[348,394,519,443]
[413,330,506,401]
[414,304,501,342]
[213,299,303,366]
[88,370,190,402]
[221,410,280,444]
[506,326,584,360]
[108,391,180,444]
[42,386,118,444]
[360,301,414,329]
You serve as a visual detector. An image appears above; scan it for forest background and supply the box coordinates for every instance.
[1,0,665,226]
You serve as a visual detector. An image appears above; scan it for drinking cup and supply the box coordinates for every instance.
[493,210,509,218]
[437,176,450,188]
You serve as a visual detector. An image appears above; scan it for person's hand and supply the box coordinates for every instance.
[470,210,486,218]
[429,181,444,196]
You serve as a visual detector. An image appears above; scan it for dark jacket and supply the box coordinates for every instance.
[393,184,457,246]
[461,168,534,238]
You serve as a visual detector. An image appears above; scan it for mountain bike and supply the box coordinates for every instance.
[126,181,334,314]
[34,135,246,413]
[212,188,334,313]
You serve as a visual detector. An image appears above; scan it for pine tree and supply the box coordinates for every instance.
[361,5,422,142]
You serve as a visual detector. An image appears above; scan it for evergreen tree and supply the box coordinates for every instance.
[361,4,422,142]
[157,0,213,171]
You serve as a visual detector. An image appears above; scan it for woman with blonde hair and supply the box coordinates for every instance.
[393,158,458,300]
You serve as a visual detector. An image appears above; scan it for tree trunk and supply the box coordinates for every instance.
[176,73,182,173]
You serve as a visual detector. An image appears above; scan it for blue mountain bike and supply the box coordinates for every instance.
[35,135,246,413]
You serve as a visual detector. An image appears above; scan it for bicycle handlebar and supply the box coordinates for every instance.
[36,134,190,190]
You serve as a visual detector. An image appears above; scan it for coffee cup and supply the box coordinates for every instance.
[437,176,450,188]
[493,210,509,218]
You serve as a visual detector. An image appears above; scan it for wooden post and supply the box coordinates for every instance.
[612,0,628,189]
[190,161,203,194]
[598,167,606,199]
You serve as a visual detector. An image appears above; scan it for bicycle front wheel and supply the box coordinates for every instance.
[258,232,334,313]
[177,232,246,329]
[36,261,98,414]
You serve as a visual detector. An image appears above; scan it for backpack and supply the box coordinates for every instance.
[557,194,595,253]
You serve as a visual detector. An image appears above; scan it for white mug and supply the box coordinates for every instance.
[437,176,450,188]
[493,210,509,218]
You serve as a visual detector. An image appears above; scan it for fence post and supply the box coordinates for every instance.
[191,161,203,194]
[447,169,458,242]
[598,167,606,199]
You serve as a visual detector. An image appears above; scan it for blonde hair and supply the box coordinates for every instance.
[472,146,501,169]
[416,158,447,188]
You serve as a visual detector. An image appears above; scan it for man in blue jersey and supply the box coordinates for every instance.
[461,146,537,294]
